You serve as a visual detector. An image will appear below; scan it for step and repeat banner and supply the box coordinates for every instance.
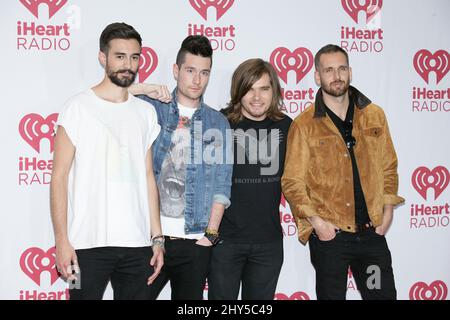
[0,0,449,300]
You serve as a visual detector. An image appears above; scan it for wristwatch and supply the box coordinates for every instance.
[204,231,223,246]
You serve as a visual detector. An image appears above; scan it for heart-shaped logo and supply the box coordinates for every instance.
[139,47,158,83]
[341,0,383,24]
[20,247,60,286]
[19,113,58,154]
[19,0,68,19]
[189,0,234,21]
[280,194,287,208]
[274,292,310,300]
[412,166,449,200]
[413,50,450,84]
[410,281,448,300]
[270,47,313,85]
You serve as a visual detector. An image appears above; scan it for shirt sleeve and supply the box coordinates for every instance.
[381,111,405,206]
[55,99,81,147]
[146,104,161,150]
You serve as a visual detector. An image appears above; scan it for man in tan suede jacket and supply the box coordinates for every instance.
[282,44,404,300]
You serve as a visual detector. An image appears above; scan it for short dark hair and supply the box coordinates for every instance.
[175,35,213,68]
[99,22,142,54]
[314,44,349,70]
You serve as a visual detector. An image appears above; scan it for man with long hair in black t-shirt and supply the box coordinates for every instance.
[208,58,292,300]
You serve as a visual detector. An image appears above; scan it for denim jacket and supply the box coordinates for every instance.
[138,89,233,234]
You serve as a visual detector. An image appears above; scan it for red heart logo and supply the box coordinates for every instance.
[19,113,58,153]
[412,166,449,200]
[19,0,68,19]
[274,292,310,300]
[270,47,313,85]
[413,50,450,84]
[280,194,286,208]
[348,267,354,279]
[20,247,60,286]
[410,281,448,300]
[139,47,158,83]
[341,0,383,24]
[189,0,234,21]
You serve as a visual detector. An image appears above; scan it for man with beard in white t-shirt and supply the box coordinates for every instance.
[50,22,169,300]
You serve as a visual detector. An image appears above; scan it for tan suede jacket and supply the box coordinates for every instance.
[281,86,405,244]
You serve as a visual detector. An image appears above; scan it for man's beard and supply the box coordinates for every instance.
[322,80,350,97]
[107,68,137,88]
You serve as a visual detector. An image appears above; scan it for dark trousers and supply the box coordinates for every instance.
[147,237,212,300]
[69,246,154,300]
[309,228,397,300]
[208,239,283,300]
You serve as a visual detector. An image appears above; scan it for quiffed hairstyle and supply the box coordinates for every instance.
[175,35,213,67]
[99,22,142,54]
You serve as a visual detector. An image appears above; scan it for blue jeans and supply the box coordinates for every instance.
[208,240,283,300]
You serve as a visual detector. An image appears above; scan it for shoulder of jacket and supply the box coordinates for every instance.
[292,104,316,127]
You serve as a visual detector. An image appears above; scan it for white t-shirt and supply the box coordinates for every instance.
[56,89,160,250]
[159,103,203,240]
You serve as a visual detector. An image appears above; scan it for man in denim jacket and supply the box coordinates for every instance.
[132,35,232,300]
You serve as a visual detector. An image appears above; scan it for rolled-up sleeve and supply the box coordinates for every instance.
[213,121,233,209]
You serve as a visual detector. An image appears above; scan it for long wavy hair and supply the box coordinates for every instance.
[223,58,285,124]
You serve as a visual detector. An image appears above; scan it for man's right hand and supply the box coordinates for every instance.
[128,83,172,103]
[309,216,339,241]
[55,240,79,281]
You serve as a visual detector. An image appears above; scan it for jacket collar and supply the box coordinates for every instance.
[313,85,371,118]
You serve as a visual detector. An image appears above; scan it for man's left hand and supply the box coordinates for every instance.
[375,205,394,236]
[147,246,164,285]
[195,237,213,247]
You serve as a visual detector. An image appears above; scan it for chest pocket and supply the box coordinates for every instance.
[309,135,341,163]
[203,136,223,165]
[310,136,339,150]
[362,127,384,138]
[203,136,222,148]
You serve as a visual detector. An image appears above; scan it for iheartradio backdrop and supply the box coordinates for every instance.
[0,0,449,300]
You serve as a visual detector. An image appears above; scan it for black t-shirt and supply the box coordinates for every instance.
[219,112,292,243]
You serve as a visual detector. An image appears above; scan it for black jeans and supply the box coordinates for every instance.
[147,237,212,300]
[208,239,283,300]
[309,228,396,300]
[69,246,154,300]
